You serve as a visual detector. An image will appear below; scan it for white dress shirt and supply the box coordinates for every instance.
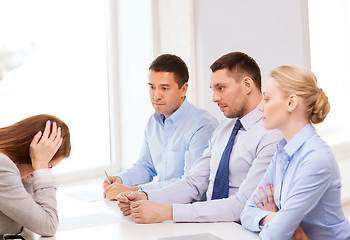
[146,108,282,222]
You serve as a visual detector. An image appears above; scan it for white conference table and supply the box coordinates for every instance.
[19,181,259,240]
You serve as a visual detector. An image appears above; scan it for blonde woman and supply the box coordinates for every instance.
[240,65,350,239]
[0,114,71,237]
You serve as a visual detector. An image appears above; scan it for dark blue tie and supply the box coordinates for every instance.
[211,119,242,200]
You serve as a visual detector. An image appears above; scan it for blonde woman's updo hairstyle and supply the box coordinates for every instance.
[270,64,330,124]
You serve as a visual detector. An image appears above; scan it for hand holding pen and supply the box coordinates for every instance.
[117,191,148,216]
[119,193,132,204]
[103,170,122,189]
[103,170,122,198]
[104,170,112,184]
[103,170,140,201]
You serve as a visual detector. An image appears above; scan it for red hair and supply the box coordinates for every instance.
[0,114,71,164]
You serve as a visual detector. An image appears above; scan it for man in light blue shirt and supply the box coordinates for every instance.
[104,54,218,198]
[116,52,282,223]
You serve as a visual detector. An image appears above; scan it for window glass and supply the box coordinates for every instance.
[308,0,350,144]
[117,0,154,169]
[0,0,111,173]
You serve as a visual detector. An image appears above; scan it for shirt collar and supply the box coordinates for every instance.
[153,97,189,126]
[281,123,316,157]
[238,108,262,131]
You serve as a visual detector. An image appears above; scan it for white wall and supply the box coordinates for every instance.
[193,0,311,121]
[152,0,197,104]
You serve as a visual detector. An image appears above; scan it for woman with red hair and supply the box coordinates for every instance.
[0,114,71,237]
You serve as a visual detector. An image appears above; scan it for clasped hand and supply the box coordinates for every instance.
[253,183,278,213]
[116,192,172,223]
[103,177,137,200]
[253,183,278,226]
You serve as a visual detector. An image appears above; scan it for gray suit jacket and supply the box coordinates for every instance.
[0,153,58,236]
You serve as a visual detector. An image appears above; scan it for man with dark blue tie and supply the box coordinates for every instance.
[117,52,282,223]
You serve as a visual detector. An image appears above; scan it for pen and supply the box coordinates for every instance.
[104,170,111,184]
[120,193,131,204]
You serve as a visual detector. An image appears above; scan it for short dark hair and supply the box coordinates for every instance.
[149,54,189,88]
[210,52,262,92]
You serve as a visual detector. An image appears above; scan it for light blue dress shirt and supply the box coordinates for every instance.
[117,98,218,191]
[241,123,350,240]
[146,109,282,222]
